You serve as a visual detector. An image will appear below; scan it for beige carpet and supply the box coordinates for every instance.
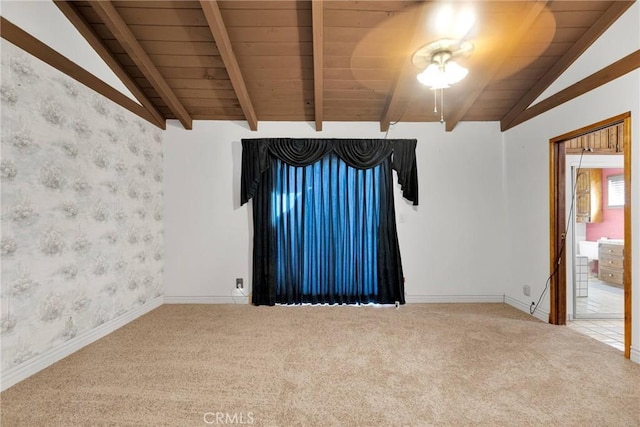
[1,303,639,426]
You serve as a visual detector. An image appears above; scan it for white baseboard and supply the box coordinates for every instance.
[1,296,163,392]
[504,295,549,323]
[164,296,249,304]
[405,295,505,304]
[631,346,640,364]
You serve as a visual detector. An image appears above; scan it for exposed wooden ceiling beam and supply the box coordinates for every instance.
[444,1,547,132]
[90,0,192,130]
[311,0,324,131]
[0,17,158,127]
[500,1,634,132]
[199,0,258,131]
[54,0,165,130]
[379,5,426,132]
[504,49,640,131]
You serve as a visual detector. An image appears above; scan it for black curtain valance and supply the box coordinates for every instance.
[241,138,418,205]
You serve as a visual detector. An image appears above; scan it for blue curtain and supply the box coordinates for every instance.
[270,153,382,304]
[241,138,417,305]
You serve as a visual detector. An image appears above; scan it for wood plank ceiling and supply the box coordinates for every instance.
[54,0,634,132]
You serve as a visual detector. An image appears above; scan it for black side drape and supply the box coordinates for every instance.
[241,138,418,306]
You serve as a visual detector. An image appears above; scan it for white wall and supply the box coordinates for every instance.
[534,1,640,103]
[163,121,508,303]
[503,2,640,361]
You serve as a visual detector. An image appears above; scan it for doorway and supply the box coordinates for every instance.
[570,163,624,320]
[549,112,632,359]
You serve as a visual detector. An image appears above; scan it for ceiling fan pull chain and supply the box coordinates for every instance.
[440,88,445,124]
[433,90,438,114]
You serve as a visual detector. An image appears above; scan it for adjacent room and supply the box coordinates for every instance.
[1,1,639,425]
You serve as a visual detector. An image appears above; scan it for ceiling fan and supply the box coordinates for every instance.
[348,1,557,124]
[411,38,474,122]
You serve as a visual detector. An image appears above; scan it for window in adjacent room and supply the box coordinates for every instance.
[607,174,624,207]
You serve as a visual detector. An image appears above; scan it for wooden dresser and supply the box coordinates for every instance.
[598,242,624,287]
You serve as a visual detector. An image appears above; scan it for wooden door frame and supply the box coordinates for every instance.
[549,112,632,359]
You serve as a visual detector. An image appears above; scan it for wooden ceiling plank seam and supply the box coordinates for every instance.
[54,1,166,129]
[212,9,312,27]
[500,0,634,131]
[505,49,640,130]
[0,17,160,128]
[552,10,609,28]
[312,0,324,131]
[379,4,428,132]
[233,41,313,56]
[199,0,258,131]
[548,1,612,13]
[323,9,411,28]
[104,39,220,56]
[444,1,548,132]
[324,1,419,13]
[114,52,226,69]
[114,1,203,9]
[218,1,311,10]
[89,1,193,129]
[77,5,213,27]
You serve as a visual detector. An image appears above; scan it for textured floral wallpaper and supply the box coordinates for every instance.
[0,40,164,372]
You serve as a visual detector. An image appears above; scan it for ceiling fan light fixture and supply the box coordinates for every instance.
[412,39,473,89]
[415,56,468,89]
[411,38,473,123]
[443,59,468,85]
[417,63,450,89]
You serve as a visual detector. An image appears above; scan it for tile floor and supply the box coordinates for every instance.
[574,277,624,317]
[567,319,624,351]
[570,275,625,351]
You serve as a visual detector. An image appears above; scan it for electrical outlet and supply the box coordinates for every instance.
[236,278,243,289]
[523,285,531,296]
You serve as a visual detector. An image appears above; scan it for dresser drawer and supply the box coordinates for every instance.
[599,243,624,257]
[599,254,624,270]
[599,266,623,286]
